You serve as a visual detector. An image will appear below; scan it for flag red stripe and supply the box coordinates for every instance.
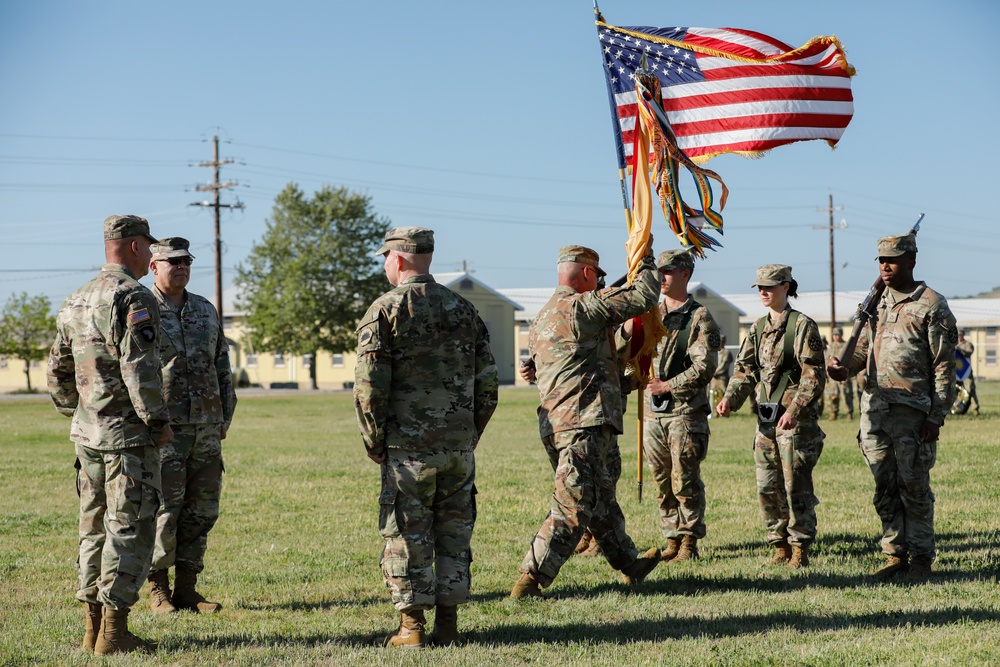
[661,86,853,111]
[701,63,852,81]
[670,113,852,137]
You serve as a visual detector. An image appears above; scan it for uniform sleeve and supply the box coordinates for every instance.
[667,308,719,402]
[46,315,78,418]
[213,316,237,429]
[927,305,958,426]
[472,315,499,438]
[724,326,759,411]
[787,317,826,419]
[578,256,660,329]
[116,291,171,441]
[353,306,392,457]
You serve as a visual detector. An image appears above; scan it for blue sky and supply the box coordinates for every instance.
[2,0,998,311]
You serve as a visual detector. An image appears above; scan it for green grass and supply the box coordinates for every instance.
[2,384,1000,666]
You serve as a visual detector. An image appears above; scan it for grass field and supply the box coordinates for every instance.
[2,383,1000,666]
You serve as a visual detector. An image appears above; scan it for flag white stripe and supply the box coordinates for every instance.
[666,99,854,124]
[622,126,847,156]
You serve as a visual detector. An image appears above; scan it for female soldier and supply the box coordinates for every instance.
[716,265,826,568]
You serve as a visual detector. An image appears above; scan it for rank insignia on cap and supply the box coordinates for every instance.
[128,308,151,325]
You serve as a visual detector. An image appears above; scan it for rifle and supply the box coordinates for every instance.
[837,213,924,366]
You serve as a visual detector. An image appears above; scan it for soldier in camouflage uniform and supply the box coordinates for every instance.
[829,234,957,584]
[717,265,826,568]
[144,238,237,615]
[354,227,499,648]
[642,249,721,562]
[510,243,663,599]
[824,327,854,420]
[709,335,732,418]
[956,330,980,415]
[47,215,172,655]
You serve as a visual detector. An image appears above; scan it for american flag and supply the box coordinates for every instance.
[597,21,855,168]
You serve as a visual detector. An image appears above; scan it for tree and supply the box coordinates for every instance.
[0,292,56,392]
[235,184,391,389]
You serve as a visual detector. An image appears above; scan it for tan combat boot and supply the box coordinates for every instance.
[385,610,427,648]
[660,537,681,562]
[147,569,176,614]
[510,572,544,599]
[621,547,661,585]
[81,603,102,652]
[763,540,792,566]
[431,605,460,646]
[788,544,810,569]
[173,565,222,613]
[671,536,699,562]
[573,531,593,555]
[872,554,909,582]
[904,556,933,584]
[94,607,157,656]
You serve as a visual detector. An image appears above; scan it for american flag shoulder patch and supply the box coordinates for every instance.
[128,308,151,325]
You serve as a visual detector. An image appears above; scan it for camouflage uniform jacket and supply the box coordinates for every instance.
[956,339,974,360]
[354,274,499,457]
[152,286,236,428]
[47,264,170,450]
[648,296,721,418]
[725,306,826,420]
[844,282,957,426]
[714,347,733,382]
[531,257,660,437]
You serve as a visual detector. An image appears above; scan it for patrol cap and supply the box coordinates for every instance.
[657,249,695,271]
[151,237,195,260]
[374,226,435,256]
[876,233,918,258]
[104,214,157,243]
[752,264,794,288]
[833,326,844,336]
[558,244,606,277]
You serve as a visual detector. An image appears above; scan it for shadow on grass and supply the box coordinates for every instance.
[174,630,384,650]
[240,595,385,611]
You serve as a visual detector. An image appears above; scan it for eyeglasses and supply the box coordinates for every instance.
[158,257,193,266]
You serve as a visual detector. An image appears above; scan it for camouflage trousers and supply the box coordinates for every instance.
[151,423,223,574]
[643,415,709,539]
[859,401,937,559]
[825,379,854,418]
[75,443,160,609]
[963,377,980,411]
[754,419,824,546]
[379,448,476,613]
[520,426,640,587]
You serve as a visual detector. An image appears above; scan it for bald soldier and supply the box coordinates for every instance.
[355,227,498,647]
[48,215,172,655]
[829,233,957,584]
[511,243,662,599]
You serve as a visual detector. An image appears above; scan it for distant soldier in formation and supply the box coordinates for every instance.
[145,238,237,615]
[717,264,826,569]
[829,234,957,584]
[355,227,499,647]
[47,215,171,655]
[511,243,662,599]
[825,327,854,421]
[709,335,732,418]
[642,249,721,563]
[956,330,980,416]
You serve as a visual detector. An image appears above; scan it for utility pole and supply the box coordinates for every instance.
[813,195,845,337]
[190,134,243,321]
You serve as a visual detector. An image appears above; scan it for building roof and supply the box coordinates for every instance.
[432,272,523,310]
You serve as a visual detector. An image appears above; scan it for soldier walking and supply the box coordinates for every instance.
[643,250,721,563]
[355,227,499,647]
[956,330,980,415]
[144,238,237,614]
[510,243,662,599]
[825,327,854,420]
[47,215,172,655]
[829,234,957,583]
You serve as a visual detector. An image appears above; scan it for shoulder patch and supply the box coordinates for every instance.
[948,325,959,345]
[128,308,151,325]
[808,333,824,352]
[706,330,722,350]
[139,325,156,343]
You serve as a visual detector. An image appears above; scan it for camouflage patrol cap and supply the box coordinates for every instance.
[558,244,606,277]
[657,249,695,271]
[151,237,195,260]
[876,233,918,258]
[373,226,434,256]
[104,214,158,243]
[752,264,794,287]
[833,326,844,336]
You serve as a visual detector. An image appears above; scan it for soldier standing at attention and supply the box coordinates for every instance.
[144,238,237,615]
[709,335,732,418]
[825,327,854,421]
[47,215,172,655]
[828,234,957,583]
[354,227,499,648]
[956,330,980,415]
[642,249,721,563]
[510,243,662,599]
[717,265,826,568]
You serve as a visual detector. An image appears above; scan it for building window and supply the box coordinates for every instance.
[31,360,41,368]
[519,321,530,333]
[246,354,257,368]
[0,356,7,369]
[519,348,530,362]
[302,353,313,369]
[695,287,707,298]
[987,327,997,340]
[460,279,474,291]
[987,350,997,366]
[332,353,344,368]
[274,352,285,368]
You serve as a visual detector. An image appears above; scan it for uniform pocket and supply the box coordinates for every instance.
[378,481,401,539]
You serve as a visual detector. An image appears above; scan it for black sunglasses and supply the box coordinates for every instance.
[158,257,193,266]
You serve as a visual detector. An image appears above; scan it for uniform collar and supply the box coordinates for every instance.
[886,281,926,305]
[400,274,435,286]
[102,263,137,280]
